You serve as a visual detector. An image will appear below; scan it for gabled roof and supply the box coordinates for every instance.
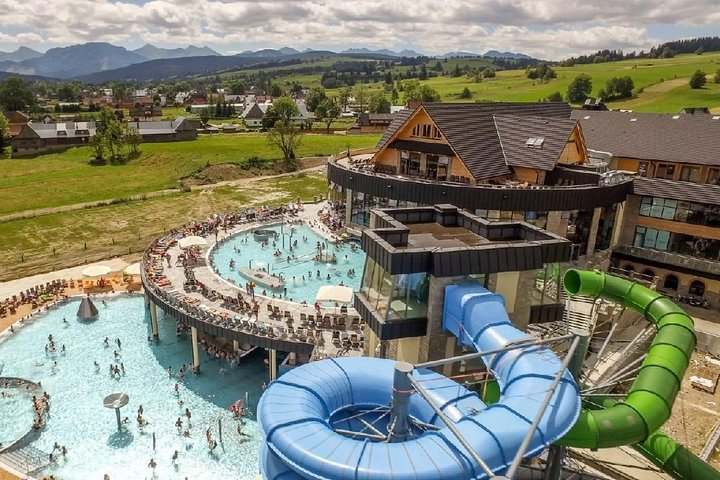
[494,115,579,171]
[571,110,720,166]
[377,102,573,180]
[26,122,96,139]
[241,103,267,119]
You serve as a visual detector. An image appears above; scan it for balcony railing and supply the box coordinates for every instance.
[613,244,720,275]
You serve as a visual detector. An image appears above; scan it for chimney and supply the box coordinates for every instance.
[406,100,421,110]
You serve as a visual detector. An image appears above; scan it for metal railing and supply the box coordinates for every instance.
[614,244,720,274]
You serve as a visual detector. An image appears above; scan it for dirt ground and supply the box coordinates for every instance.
[663,350,720,468]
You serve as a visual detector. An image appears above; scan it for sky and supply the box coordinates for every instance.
[1,0,719,60]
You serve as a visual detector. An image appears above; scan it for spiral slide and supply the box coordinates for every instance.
[557,269,720,480]
[258,282,581,479]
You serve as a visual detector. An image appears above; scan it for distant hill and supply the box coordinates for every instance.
[132,44,219,60]
[0,71,57,82]
[236,48,302,58]
[76,50,342,83]
[0,46,43,63]
[341,48,424,57]
[482,50,532,60]
[441,51,484,58]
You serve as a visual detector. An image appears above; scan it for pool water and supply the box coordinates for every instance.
[0,295,265,479]
[211,224,366,303]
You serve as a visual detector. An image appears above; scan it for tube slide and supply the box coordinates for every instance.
[559,269,720,480]
[257,283,580,479]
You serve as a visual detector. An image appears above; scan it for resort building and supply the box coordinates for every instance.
[355,204,572,371]
[329,101,633,261]
[574,110,720,314]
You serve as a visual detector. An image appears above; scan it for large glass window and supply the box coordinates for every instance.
[708,168,720,185]
[680,166,701,183]
[639,197,676,220]
[388,273,429,320]
[634,227,670,250]
[638,196,720,227]
[655,164,675,180]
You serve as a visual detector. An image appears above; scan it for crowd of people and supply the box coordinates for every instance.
[1,279,69,319]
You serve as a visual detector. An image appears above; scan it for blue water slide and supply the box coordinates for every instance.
[257,282,580,479]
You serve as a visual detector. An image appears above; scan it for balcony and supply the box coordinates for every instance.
[613,244,720,277]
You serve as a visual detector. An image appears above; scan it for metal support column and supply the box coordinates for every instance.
[149,302,159,340]
[505,336,580,480]
[545,331,588,480]
[269,349,277,381]
[191,326,200,371]
[387,362,413,442]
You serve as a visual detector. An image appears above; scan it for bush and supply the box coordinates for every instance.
[714,69,720,84]
[460,87,472,99]
[689,70,707,89]
[243,156,270,169]
[545,91,563,102]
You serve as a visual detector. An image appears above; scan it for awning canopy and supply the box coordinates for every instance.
[178,236,208,249]
[82,265,112,277]
[315,285,354,304]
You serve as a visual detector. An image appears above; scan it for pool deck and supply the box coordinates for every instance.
[153,202,365,359]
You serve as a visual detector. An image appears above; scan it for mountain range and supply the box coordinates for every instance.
[0,42,220,79]
[0,42,534,82]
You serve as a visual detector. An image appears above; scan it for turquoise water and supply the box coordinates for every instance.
[0,295,264,479]
[211,224,366,303]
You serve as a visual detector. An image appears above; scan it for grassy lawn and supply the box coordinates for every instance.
[0,133,379,216]
[0,172,329,281]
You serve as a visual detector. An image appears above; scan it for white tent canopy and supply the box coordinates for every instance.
[82,265,112,277]
[178,236,208,249]
[315,285,354,304]
[123,263,141,276]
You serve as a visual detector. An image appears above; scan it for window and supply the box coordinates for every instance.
[422,124,431,137]
[663,275,679,291]
[638,162,649,177]
[633,226,670,250]
[525,137,545,149]
[708,168,720,185]
[655,164,675,180]
[680,166,701,183]
[641,269,656,280]
[689,280,706,297]
[639,197,677,220]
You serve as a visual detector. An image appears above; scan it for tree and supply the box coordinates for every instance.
[353,85,369,112]
[368,92,391,113]
[266,96,302,170]
[269,83,283,97]
[402,79,441,103]
[689,70,707,89]
[228,80,246,95]
[418,64,428,80]
[93,106,131,163]
[315,98,341,132]
[0,111,8,153]
[482,67,496,78]
[567,74,593,103]
[599,76,634,100]
[338,86,352,111]
[460,87,472,99]
[305,86,327,112]
[199,108,211,125]
[126,126,142,157]
[0,77,36,111]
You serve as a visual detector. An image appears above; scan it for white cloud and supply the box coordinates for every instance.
[0,0,715,58]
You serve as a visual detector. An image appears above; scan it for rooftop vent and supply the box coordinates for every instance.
[630,118,637,122]
[672,115,680,120]
[712,116,720,120]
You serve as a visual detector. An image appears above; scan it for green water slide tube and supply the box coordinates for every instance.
[557,269,720,479]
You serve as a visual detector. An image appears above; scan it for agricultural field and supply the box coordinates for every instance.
[0,133,380,216]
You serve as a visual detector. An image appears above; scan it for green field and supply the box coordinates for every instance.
[0,171,330,281]
[236,52,720,113]
[0,133,380,216]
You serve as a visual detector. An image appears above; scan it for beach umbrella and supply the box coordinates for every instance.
[123,263,141,276]
[316,285,354,304]
[178,236,208,249]
[82,265,112,277]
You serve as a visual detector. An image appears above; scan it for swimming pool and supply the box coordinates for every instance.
[0,295,264,479]
[211,224,366,304]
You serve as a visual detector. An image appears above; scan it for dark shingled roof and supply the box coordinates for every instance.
[633,176,720,206]
[377,109,412,148]
[378,102,572,180]
[571,110,720,166]
[494,115,578,171]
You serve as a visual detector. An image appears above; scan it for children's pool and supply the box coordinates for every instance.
[211,224,366,303]
[0,295,265,479]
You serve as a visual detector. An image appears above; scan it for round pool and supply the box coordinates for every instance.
[0,295,264,479]
[211,224,366,304]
